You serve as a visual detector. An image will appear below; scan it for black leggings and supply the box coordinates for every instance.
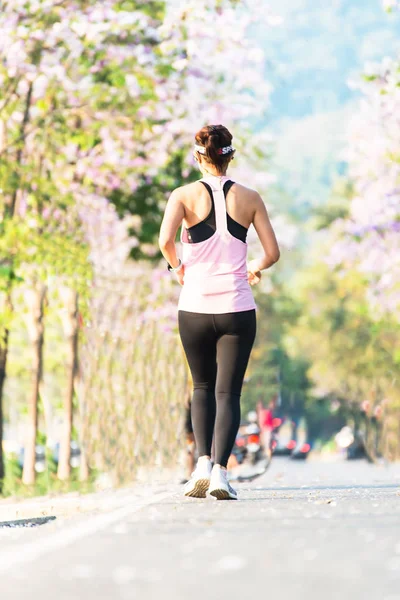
[179,310,256,467]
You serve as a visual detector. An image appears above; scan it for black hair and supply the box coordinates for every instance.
[195,124,235,173]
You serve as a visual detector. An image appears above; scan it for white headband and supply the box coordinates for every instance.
[194,144,236,156]
[194,144,207,155]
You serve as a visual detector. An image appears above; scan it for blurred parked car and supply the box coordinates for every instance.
[273,438,297,456]
[17,445,46,473]
[52,441,81,468]
[290,442,311,460]
[17,442,81,472]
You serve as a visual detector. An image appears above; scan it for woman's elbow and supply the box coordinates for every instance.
[268,246,280,265]
[158,236,174,252]
[272,248,281,264]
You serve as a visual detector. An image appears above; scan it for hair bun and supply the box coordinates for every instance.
[195,124,234,173]
[206,133,221,163]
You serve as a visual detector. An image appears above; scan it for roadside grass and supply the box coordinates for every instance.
[1,453,97,499]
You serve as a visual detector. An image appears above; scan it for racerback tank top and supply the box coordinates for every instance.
[178,175,256,314]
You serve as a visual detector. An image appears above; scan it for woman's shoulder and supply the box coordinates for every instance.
[230,181,262,203]
[171,181,206,199]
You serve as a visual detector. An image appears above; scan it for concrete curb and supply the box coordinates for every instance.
[0,499,112,522]
[0,482,179,524]
[0,493,128,523]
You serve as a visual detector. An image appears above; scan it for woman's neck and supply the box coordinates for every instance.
[201,165,227,177]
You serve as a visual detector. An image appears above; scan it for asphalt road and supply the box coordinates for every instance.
[2,457,400,600]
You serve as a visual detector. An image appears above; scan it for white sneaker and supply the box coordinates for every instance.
[184,457,212,498]
[209,465,238,500]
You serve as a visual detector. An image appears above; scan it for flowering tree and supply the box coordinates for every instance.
[0,0,275,264]
[111,0,280,251]
[327,56,400,319]
[302,7,400,457]
[0,0,177,486]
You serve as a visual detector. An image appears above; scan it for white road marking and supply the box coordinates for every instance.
[0,491,172,574]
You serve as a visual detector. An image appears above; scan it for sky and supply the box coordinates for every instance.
[252,0,400,207]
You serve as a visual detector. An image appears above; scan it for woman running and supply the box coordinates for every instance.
[159,124,280,500]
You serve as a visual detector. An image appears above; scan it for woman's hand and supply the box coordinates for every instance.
[175,264,185,286]
[247,259,262,286]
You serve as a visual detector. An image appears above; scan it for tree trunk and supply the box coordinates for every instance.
[39,380,54,449]
[1,83,33,488]
[8,83,33,218]
[0,292,13,493]
[74,366,89,482]
[0,328,9,492]
[79,446,89,482]
[22,285,46,486]
[0,108,10,493]
[57,288,79,481]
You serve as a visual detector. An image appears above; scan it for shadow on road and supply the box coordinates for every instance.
[0,516,56,529]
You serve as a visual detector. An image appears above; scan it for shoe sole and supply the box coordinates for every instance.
[209,488,237,500]
[184,478,210,498]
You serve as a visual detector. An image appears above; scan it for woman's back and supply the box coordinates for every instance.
[159,123,280,286]
[178,174,256,315]
[180,180,259,233]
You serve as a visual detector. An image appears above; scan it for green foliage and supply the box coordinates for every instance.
[110,151,198,259]
[1,453,96,498]
[0,214,92,334]
[242,279,312,416]
[127,0,165,19]
[312,178,353,230]
[290,258,400,408]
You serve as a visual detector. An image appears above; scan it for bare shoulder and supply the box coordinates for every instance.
[170,181,204,200]
[231,182,262,205]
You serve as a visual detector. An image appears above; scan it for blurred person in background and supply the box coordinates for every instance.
[159,124,280,500]
[258,395,277,455]
[371,404,383,459]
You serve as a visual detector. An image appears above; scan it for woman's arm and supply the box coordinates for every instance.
[159,188,186,283]
[248,193,280,285]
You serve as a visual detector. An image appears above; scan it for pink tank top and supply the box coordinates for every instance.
[178,175,256,314]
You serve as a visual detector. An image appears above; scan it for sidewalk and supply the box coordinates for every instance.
[0,469,180,524]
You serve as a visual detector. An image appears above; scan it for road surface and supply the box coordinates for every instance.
[2,457,400,600]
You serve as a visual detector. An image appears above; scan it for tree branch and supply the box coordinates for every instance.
[7,82,33,218]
